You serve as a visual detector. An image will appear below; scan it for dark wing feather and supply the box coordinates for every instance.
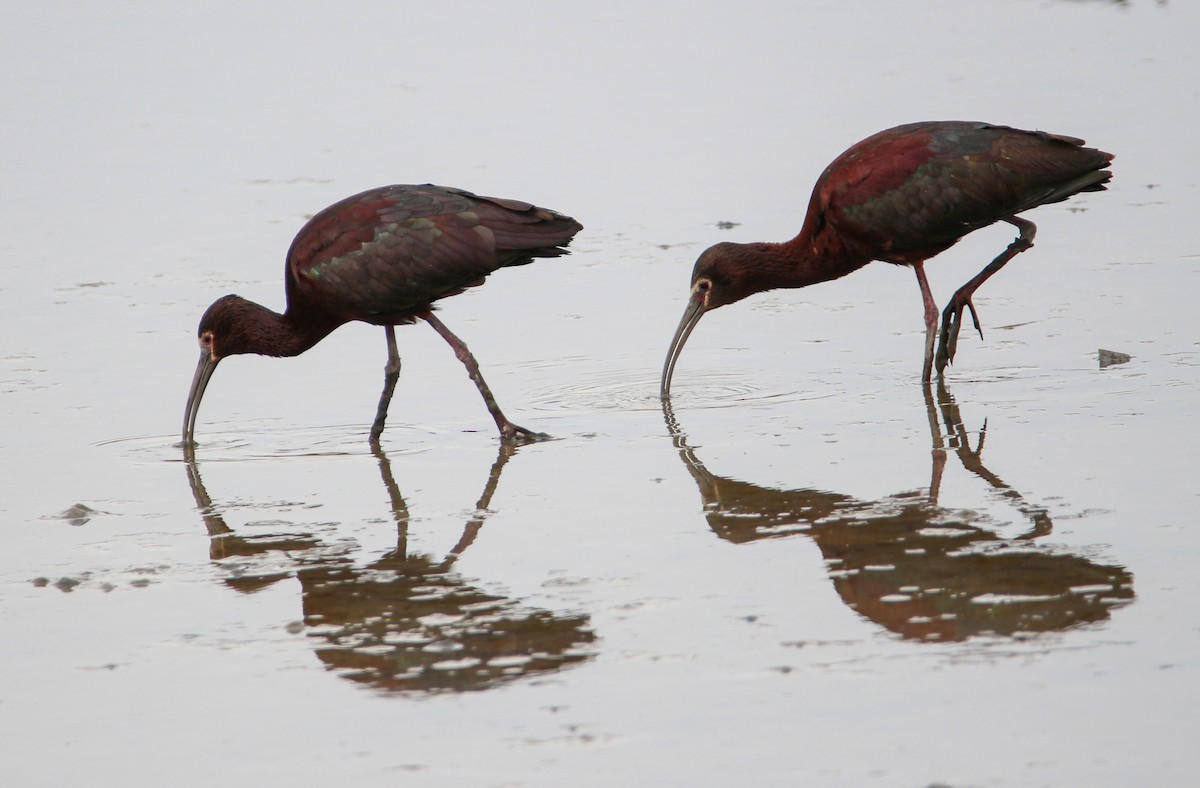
[813,121,1113,263]
[284,184,582,323]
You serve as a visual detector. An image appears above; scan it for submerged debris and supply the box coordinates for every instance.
[53,577,82,593]
[47,503,105,526]
[1098,348,1132,368]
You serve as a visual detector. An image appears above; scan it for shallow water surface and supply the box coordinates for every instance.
[2,1,1199,785]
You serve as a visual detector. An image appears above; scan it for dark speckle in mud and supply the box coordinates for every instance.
[245,177,334,187]
[715,220,741,230]
[53,577,82,592]
[53,281,112,291]
[1099,348,1132,368]
[781,640,861,649]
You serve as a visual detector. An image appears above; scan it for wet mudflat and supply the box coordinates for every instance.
[2,1,1198,785]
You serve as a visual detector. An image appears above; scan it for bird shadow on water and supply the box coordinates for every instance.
[663,383,1134,643]
[184,442,596,694]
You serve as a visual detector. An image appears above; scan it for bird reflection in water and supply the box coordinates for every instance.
[184,445,595,692]
[663,384,1133,642]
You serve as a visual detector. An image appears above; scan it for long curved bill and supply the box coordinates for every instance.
[660,295,707,399]
[183,351,220,446]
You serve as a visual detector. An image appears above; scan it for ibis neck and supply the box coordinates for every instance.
[742,236,870,293]
[235,301,339,358]
[276,309,341,357]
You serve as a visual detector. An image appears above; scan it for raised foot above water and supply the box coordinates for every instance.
[935,296,984,375]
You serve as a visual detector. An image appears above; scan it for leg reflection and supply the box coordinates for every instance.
[663,393,1132,641]
[184,445,595,692]
[924,380,1052,538]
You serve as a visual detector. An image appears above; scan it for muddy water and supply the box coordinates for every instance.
[2,1,1198,785]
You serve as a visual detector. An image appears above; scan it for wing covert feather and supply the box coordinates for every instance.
[284,184,581,321]
[810,121,1111,263]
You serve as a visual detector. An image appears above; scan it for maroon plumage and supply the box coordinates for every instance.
[812,121,1111,264]
[184,184,582,447]
[286,185,580,327]
[661,121,1113,396]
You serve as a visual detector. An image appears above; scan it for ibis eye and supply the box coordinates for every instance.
[695,279,712,293]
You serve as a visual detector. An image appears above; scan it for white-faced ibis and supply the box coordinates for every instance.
[661,121,1114,396]
[183,184,582,447]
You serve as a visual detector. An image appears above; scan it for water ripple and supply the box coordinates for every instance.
[95,424,437,463]
[527,368,833,412]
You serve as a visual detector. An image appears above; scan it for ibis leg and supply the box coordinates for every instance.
[912,261,939,383]
[370,326,402,445]
[419,311,549,444]
[936,216,1037,375]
